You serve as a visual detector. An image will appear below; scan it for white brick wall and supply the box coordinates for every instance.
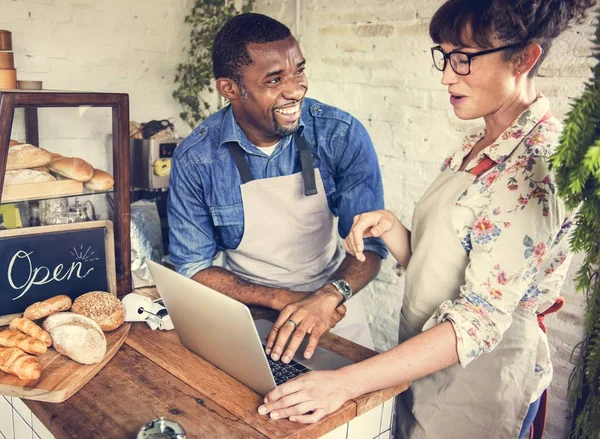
[0,1,594,438]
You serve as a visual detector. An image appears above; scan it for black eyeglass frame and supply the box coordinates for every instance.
[431,43,523,76]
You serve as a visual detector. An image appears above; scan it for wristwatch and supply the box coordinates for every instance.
[329,279,353,304]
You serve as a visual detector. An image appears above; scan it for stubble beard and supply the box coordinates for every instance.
[272,100,303,137]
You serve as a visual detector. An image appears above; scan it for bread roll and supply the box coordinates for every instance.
[42,312,106,364]
[4,169,56,185]
[7,143,52,170]
[0,347,42,380]
[23,294,72,320]
[71,291,125,332]
[0,329,47,355]
[47,157,94,182]
[84,169,114,191]
[9,317,52,347]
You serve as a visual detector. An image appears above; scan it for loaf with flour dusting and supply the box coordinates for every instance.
[42,312,106,364]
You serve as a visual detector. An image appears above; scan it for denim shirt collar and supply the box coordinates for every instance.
[218,105,305,155]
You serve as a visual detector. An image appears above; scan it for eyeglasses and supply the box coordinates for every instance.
[431,43,522,76]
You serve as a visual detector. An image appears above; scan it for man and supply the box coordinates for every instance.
[168,12,386,364]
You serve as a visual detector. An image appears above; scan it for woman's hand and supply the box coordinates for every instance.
[257,370,349,423]
[345,210,398,261]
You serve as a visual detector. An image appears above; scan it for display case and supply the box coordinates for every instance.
[0,90,131,295]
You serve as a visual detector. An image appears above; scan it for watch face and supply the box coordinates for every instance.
[334,280,352,299]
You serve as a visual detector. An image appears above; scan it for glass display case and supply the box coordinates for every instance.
[0,90,131,295]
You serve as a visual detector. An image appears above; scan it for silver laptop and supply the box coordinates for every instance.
[146,260,353,396]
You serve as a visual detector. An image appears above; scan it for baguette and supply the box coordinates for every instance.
[0,329,47,355]
[7,143,52,170]
[9,317,52,347]
[84,169,114,191]
[0,347,41,380]
[23,294,72,320]
[47,157,94,182]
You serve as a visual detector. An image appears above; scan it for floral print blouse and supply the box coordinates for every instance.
[422,95,575,400]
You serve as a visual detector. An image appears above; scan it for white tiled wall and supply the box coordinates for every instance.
[0,396,55,439]
[320,399,393,439]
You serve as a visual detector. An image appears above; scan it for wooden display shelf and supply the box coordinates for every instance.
[2,179,83,202]
[0,90,131,296]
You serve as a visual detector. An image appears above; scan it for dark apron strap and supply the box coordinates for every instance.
[295,133,318,196]
[228,135,318,196]
[228,143,255,184]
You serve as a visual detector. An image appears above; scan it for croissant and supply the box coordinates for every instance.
[0,329,47,355]
[9,318,52,347]
[0,347,42,380]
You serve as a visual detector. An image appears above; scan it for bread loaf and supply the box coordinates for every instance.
[0,329,47,355]
[71,291,125,332]
[23,294,72,320]
[84,169,114,191]
[0,347,42,380]
[7,143,52,170]
[4,169,56,185]
[9,317,52,347]
[47,157,94,182]
[9,139,21,147]
[42,312,106,364]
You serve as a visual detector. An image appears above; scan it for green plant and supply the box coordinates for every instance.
[550,9,600,439]
[173,0,254,128]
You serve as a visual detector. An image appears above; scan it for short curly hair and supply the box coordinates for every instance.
[429,0,597,76]
[212,13,292,83]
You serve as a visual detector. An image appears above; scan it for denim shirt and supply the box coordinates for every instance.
[168,97,388,278]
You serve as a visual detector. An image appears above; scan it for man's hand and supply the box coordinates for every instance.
[265,288,346,363]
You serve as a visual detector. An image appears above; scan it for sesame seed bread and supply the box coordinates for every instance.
[71,292,125,332]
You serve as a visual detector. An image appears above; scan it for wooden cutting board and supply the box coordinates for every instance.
[0,322,130,403]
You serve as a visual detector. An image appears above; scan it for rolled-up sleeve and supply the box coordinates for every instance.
[423,154,565,367]
[331,118,388,260]
[167,152,216,278]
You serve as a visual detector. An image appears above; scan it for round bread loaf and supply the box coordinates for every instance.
[84,169,114,191]
[47,157,94,182]
[42,312,106,365]
[71,292,125,332]
[7,144,52,170]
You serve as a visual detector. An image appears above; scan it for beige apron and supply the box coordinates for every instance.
[223,136,373,348]
[395,168,540,439]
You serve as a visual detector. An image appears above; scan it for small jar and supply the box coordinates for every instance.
[137,417,186,439]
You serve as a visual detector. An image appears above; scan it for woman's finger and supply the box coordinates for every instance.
[268,401,318,420]
[289,408,327,424]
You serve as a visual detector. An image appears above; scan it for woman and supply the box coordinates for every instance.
[257,0,596,438]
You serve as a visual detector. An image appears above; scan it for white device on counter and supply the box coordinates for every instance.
[122,292,174,331]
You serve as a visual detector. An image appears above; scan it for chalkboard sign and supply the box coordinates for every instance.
[0,220,116,325]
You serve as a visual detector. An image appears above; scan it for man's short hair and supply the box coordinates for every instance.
[212,13,292,83]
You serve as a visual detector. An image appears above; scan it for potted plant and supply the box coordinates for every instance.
[551,9,600,438]
[173,0,254,128]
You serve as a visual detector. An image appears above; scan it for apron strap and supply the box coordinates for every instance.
[228,135,318,196]
[228,143,255,184]
[295,133,318,196]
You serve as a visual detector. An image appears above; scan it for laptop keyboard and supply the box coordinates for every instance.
[264,349,310,385]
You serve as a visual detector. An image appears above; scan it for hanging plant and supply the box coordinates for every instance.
[173,0,255,128]
[550,8,600,439]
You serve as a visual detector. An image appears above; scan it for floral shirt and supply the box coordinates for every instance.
[422,95,576,400]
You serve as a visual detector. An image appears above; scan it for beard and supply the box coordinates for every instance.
[272,100,302,137]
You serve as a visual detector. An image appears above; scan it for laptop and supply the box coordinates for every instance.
[146,260,353,396]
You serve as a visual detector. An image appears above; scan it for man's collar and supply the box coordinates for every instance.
[450,94,551,171]
[218,105,306,154]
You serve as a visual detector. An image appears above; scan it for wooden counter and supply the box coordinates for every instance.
[20,307,408,439]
